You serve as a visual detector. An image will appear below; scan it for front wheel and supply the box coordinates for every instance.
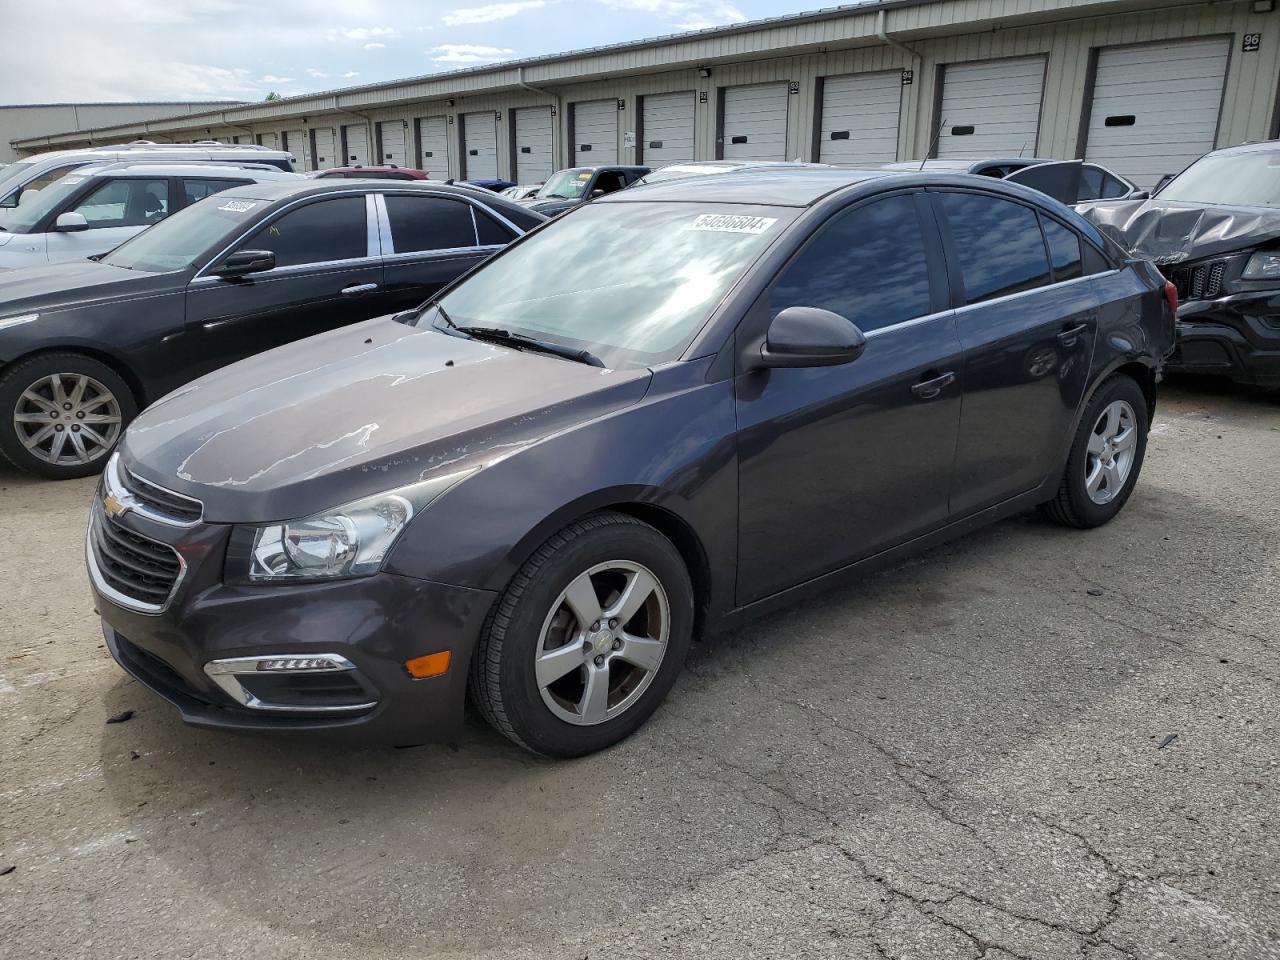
[470,512,694,758]
[1041,374,1149,528]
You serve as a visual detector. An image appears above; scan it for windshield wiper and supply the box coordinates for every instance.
[456,325,604,367]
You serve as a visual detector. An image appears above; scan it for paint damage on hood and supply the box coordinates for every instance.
[1081,198,1280,264]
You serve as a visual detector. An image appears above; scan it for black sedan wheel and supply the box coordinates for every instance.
[470,511,693,757]
[0,354,136,480]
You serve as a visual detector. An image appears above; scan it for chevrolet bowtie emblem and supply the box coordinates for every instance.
[103,493,128,518]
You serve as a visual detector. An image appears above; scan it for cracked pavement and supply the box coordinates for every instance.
[1,379,1277,959]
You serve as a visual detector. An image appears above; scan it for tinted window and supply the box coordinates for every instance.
[241,196,368,267]
[770,194,933,333]
[385,195,477,252]
[70,178,169,228]
[1041,218,1083,282]
[1082,243,1112,275]
[475,208,514,245]
[181,178,249,205]
[940,193,1052,304]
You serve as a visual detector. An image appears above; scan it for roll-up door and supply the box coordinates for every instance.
[462,111,498,179]
[283,129,310,171]
[572,99,618,165]
[1083,38,1230,188]
[935,56,1047,159]
[640,91,695,168]
[818,72,901,165]
[378,121,407,166]
[256,132,280,151]
[342,124,370,165]
[721,82,789,161]
[513,107,554,183]
[313,128,337,168]
[416,116,450,178]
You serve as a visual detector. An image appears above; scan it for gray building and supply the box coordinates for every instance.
[1,101,241,164]
[11,0,1280,187]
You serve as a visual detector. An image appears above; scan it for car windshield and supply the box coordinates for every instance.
[1157,151,1280,208]
[435,201,792,369]
[102,194,266,272]
[0,159,38,200]
[536,169,592,200]
[635,164,735,186]
[1,170,101,233]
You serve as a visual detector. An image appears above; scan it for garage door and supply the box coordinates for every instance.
[721,82,789,161]
[378,121,408,166]
[818,72,901,165]
[462,112,498,179]
[935,56,1046,159]
[342,124,370,165]
[313,128,337,168]
[257,132,280,151]
[513,107,554,183]
[572,99,618,165]
[284,129,311,171]
[641,91,695,168]
[416,116,450,178]
[1084,38,1230,189]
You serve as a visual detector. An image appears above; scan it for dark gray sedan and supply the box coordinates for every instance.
[90,169,1175,757]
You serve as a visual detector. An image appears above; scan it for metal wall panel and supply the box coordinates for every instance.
[721,82,789,161]
[640,91,695,167]
[462,111,498,178]
[935,56,1047,158]
[341,124,369,165]
[513,106,554,183]
[256,131,281,150]
[572,99,619,164]
[818,71,901,165]
[415,116,450,177]
[283,129,311,170]
[378,120,408,166]
[312,127,337,168]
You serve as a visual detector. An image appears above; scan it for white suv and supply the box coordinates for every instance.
[0,141,295,216]
[0,162,300,270]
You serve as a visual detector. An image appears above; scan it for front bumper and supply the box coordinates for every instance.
[1169,292,1280,387]
[90,504,497,744]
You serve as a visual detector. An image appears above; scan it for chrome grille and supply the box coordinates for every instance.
[1163,260,1227,302]
[106,454,202,525]
[89,509,183,610]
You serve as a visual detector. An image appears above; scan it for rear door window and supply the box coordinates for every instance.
[1040,217,1083,282]
[475,208,515,245]
[240,196,369,267]
[181,178,250,205]
[69,178,169,228]
[938,192,1052,304]
[384,195,478,252]
[770,193,935,333]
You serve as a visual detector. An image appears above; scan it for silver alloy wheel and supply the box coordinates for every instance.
[1085,399,1137,505]
[13,373,123,466]
[533,560,670,726]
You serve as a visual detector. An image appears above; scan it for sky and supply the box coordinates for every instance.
[2,0,838,103]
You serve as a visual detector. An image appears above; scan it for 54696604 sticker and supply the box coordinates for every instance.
[688,213,777,235]
[217,199,259,214]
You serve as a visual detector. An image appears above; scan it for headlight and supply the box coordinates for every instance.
[230,471,471,583]
[1242,251,1280,280]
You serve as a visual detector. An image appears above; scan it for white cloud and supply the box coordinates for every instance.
[597,0,745,30]
[260,74,295,83]
[306,68,329,78]
[341,71,361,78]
[331,25,397,42]
[364,42,386,49]
[442,1,547,26]
[429,43,515,63]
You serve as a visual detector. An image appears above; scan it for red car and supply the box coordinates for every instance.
[309,165,432,181]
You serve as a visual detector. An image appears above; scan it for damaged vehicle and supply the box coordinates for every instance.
[1083,140,1280,389]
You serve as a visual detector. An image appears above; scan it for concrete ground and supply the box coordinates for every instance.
[1,379,1277,960]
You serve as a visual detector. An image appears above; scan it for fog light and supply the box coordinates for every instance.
[405,651,451,679]
[257,656,344,672]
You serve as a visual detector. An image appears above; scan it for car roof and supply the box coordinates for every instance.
[68,161,298,180]
[612,168,896,205]
[16,144,292,163]
[1204,138,1280,157]
[561,165,648,173]
[316,165,427,175]
[879,158,1052,172]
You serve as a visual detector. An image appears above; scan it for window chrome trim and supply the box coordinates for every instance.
[102,452,203,527]
[372,192,393,255]
[85,509,188,616]
[950,269,1113,318]
[380,245,496,264]
[202,654,379,713]
[188,256,382,287]
[861,308,955,340]
[364,192,381,257]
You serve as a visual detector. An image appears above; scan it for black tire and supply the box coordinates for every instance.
[0,353,136,480]
[1041,374,1149,529]
[470,511,694,758]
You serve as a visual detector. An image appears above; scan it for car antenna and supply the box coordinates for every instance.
[1018,141,1029,158]
[920,117,945,171]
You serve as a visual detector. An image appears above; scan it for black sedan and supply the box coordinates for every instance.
[1084,140,1280,389]
[0,180,543,478]
[519,165,649,216]
[92,169,1174,757]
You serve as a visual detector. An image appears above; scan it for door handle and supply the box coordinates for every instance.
[1057,322,1090,347]
[911,371,955,400]
[341,283,379,297]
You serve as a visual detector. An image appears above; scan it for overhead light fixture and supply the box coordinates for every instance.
[698,67,712,78]
[446,98,455,107]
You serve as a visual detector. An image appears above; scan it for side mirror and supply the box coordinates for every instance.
[215,249,276,278]
[758,306,866,369]
[54,211,90,232]
[590,188,605,198]
[1129,190,1150,201]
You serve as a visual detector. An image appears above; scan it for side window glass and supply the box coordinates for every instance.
[593,172,627,194]
[475,208,514,245]
[939,192,1052,304]
[181,179,249,205]
[1099,172,1130,199]
[1041,217,1083,282]
[384,195,478,253]
[770,194,933,333]
[241,196,368,267]
[1078,166,1105,201]
[70,178,169,228]
[1082,243,1112,275]
[20,164,87,202]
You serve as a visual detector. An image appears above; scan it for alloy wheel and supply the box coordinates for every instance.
[533,560,670,726]
[13,373,123,467]
[1085,399,1137,505]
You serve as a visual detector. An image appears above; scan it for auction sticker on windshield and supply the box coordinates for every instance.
[689,213,777,235]
[217,199,259,213]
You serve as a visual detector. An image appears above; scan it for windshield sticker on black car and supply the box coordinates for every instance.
[688,213,778,235]
[217,199,259,213]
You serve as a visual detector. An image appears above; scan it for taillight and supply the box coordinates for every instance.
[1163,280,1179,317]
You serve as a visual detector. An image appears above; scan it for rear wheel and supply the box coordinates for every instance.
[470,511,693,757]
[0,354,135,480]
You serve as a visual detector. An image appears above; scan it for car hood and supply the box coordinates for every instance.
[1081,197,1280,264]
[122,315,653,523]
[0,259,172,312]
[522,198,577,215]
